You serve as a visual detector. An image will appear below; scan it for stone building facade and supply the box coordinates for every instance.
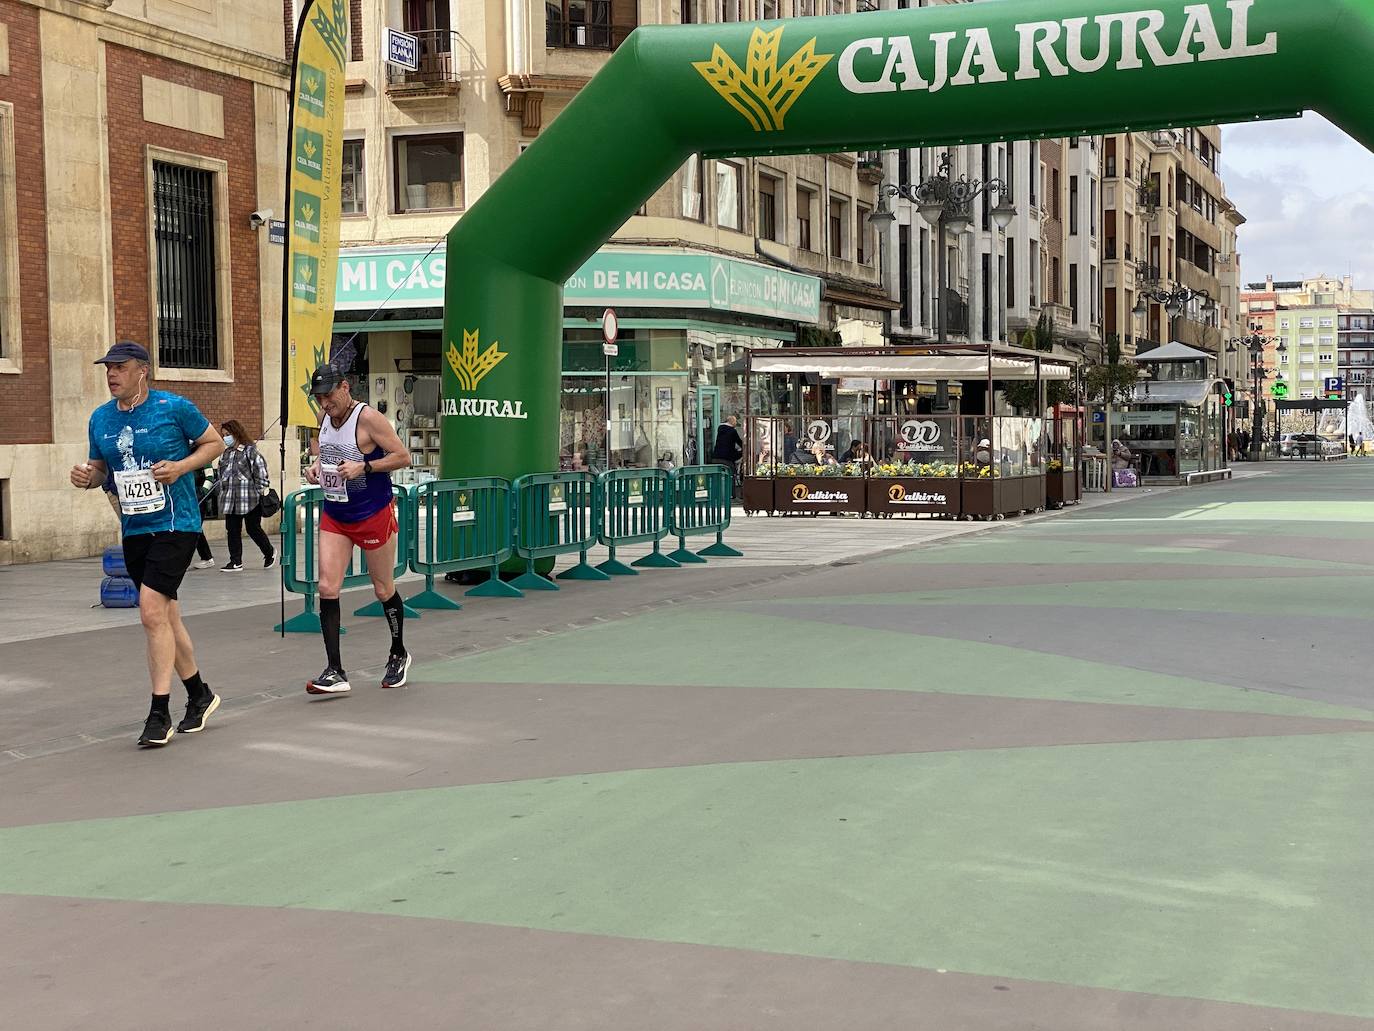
[0,0,288,563]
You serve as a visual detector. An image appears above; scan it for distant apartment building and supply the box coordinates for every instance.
[1242,277,1373,402]
[1101,127,1230,363]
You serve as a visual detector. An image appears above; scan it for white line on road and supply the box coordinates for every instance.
[243,741,413,771]
[312,720,483,744]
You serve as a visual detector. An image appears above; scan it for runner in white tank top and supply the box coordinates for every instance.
[304,365,414,695]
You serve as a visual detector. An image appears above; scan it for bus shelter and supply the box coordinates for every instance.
[1275,399,1351,460]
[741,344,1080,520]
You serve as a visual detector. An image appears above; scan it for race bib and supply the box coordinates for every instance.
[114,468,165,516]
[320,463,349,503]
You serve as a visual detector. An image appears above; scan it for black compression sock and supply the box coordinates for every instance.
[320,597,343,671]
[381,592,406,657]
[150,694,170,716]
[181,672,210,701]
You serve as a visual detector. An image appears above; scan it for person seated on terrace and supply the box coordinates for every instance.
[1111,439,1135,471]
[811,443,838,466]
[839,440,863,463]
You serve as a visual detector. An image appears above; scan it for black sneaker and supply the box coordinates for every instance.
[381,651,412,689]
[177,692,221,734]
[138,711,175,747]
[264,551,277,569]
[221,562,243,572]
[306,667,351,695]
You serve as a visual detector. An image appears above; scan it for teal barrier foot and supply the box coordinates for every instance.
[632,551,681,569]
[597,558,639,576]
[698,541,743,558]
[407,588,462,611]
[511,571,559,592]
[557,560,611,582]
[354,599,423,618]
[465,577,524,599]
[275,610,330,634]
[668,546,709,565]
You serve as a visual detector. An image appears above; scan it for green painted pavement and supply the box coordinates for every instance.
[773,574,1374,621]
[416,610,1373,721]
[3,736,1372,1017]
[880,538,1345,568]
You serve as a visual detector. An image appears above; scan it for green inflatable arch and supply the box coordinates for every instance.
[440,0,1374,480]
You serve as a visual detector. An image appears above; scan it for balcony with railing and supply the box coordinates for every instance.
[386,30,461,98]
[546,2,634,51]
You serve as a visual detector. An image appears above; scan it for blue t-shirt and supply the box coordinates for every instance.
[88,390,210,537]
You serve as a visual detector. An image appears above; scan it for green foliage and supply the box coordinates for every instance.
[1085,362,1139,403]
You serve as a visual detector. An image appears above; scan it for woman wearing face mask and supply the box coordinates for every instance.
[215,419,276,571]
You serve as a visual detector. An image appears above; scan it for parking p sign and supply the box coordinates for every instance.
[385,28,419,71]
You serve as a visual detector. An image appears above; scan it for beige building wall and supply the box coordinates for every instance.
[340,0,882,304]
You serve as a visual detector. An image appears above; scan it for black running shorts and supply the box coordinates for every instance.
[123,531,199,600]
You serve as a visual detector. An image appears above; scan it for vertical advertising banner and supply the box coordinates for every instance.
[283,0,347,428]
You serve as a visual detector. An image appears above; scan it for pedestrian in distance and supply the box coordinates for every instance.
[712,414,744,496]
[70,341,225,747]
[215,419,277,571]
[303,364,413,695]
[191,467,216,569]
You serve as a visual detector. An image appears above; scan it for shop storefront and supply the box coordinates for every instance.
[329,245,822,483]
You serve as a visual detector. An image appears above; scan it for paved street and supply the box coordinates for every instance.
[2,462,1372,1029]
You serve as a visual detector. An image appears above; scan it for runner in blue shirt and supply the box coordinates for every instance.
[70,341,225,747]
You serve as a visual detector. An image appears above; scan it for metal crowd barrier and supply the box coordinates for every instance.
[407,477,522,608]
[511,471,609,590]
[668,465,742,563]
[275,484,417,633]
[596,469,678,576]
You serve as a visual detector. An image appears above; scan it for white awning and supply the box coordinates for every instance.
[750,354,1071,380]
[1131,378,1219,405]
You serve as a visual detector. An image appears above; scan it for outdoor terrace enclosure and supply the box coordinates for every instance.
[439,0,1374,481]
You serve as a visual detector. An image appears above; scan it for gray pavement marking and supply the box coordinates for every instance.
[2,683,1369,828]
[743,601,1374,713]
[4,895,1370,1031]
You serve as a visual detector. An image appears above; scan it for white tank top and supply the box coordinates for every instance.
[317,402,391,521]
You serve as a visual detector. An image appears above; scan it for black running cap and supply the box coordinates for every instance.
[94,341,150,365]
[310,365,347,395]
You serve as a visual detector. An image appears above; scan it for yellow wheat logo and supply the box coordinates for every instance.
[298,262,314,284]
[303,140,318,160]
[300,202,316,222]
[693,28,832,132]
[303,74,320,95]
[447,329,507,392]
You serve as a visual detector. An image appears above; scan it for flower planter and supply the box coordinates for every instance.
[1020,473,1047,513]
[960,476,1032,520]
[1045,470,1080,508]
[742,476,774,515]
[867,477,960,517]
[773,476,865,514]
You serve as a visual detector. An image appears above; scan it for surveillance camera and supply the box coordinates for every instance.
[249,209,273,229]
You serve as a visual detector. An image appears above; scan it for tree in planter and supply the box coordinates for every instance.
[1084,332,1139,404]
[1006,313,1070,413]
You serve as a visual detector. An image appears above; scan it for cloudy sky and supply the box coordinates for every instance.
[1221,113,1374,289]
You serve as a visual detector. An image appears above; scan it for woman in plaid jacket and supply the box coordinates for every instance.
[215,419,276,571]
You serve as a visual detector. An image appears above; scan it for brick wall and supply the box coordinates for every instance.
[105,44,266,439]
[0,0,52,446]
[284,2,364,64]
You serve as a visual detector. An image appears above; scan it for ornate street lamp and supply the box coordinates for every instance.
[869,152,1016,410]
[1227,327,1284,459]
[1132,267,1215,345]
